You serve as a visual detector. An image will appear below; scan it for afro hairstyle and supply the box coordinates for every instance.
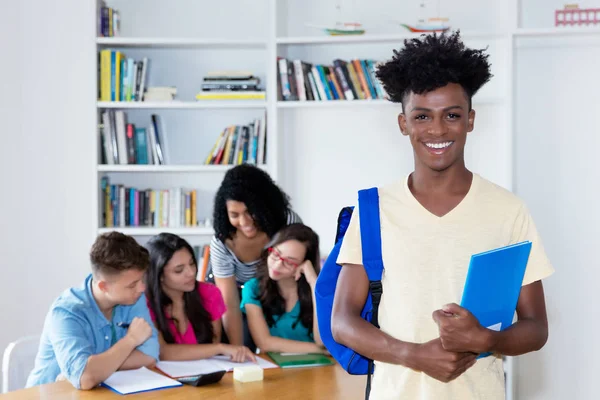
[212,164,292,241]
[375,30,492,109]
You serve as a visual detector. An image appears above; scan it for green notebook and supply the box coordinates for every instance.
[267,352,334,369]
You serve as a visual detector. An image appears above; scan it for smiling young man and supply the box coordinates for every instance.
[27,232,159,390]
[331,32,554,399]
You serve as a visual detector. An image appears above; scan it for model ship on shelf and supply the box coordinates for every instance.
[305,1,365,36]
[306,21,365,36]
[400,0,450,33]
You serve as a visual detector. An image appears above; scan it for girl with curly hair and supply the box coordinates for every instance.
[209,164,301,349]
[240,223,326,354]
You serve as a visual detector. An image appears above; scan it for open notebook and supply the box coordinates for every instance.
[102,367,182,395]
[156,356,278,378]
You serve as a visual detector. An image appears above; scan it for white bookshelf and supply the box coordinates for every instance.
[93,1,600,396]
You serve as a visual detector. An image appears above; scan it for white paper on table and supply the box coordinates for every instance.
[211,355,279,371]
[102,367,182,395]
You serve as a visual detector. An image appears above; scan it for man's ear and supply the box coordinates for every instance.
[467,109,476,133]
[398,113,408,136]
[97,279,109,293]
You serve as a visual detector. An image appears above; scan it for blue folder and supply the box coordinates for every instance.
[460,241,532,357]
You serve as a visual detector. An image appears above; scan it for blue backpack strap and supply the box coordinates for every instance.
[358,188,384,282]
[358,188,384,400]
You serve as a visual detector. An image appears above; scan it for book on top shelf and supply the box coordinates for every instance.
[99,111,167,165]
[98,1,120,37]
[277,57,386,102]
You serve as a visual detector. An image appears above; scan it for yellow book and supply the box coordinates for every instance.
[195,92,266,100]
[191,190,197,227]
[100,50,111,101]
[205,130,225,164]
[185,191,191,226]
[105,184,112,227]
[115,51,123,101]
[150,190,156,227]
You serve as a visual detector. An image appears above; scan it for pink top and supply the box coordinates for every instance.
[147,281,227,344]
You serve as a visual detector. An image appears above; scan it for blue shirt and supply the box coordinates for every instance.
[26,274,159,389]
[240,278,313,343]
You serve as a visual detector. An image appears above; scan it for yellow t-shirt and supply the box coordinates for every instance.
[336,173,554,400]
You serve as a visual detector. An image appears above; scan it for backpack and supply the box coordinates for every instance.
[315,187,384,400]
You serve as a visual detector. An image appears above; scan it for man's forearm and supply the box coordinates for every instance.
[223,308,243,346]
[483,318,548,356]
[118,350,156,371]
[332,314,419,368]
[79,336,137,390]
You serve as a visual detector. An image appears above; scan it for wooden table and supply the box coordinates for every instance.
[0,363,368,400]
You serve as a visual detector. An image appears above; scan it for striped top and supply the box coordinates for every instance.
[209,210,302,284]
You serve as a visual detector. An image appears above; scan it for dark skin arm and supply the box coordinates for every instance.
[332,264,477,383]
[432,280,548,355]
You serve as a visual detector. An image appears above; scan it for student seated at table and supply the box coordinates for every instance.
[145,233,255,362]
[240,223,326,354]
[26,232,159,390]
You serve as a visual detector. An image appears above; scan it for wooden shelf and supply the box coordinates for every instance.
[97,164,267,172]
[96,37,267,48]
[97,101,267,109]
[97,227,214,236]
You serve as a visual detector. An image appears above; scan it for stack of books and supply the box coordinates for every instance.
[196,71,265,100]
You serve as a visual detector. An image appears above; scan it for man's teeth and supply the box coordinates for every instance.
[426,142,453,149]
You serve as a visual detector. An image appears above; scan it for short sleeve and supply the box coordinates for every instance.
[287,209,302,224]
[336,206,363,266]
[129,293,160,361]
[197,282,227,321]
[511,204,555,286]
[209,236,236,279]
[240,278,261,313]
[47,308,94,389]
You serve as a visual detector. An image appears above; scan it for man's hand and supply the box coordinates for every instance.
[432,303,491,354]
[125,317,153,347]
[413,338,478,383]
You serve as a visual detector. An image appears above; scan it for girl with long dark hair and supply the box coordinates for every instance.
[145,233,255,362]
[240,224,326,353]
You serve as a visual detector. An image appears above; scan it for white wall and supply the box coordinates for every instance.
[0,0,97,391]
[514,34,600,400]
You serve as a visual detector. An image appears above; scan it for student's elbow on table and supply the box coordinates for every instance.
[78,372,99,391]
